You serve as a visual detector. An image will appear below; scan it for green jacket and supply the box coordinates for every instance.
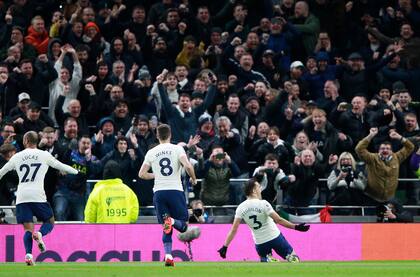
[84,178,139,223]
[292,13,320,55]
[355,138,414,202]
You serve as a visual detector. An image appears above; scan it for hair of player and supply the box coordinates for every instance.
[24,131,39,146]
[243,178,258,197]
[157,124,171,141]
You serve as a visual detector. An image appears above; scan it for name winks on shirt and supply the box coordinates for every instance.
[155,151,172,158]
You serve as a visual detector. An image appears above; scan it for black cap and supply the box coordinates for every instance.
[28,101,41,111]
[348,52,363,60]
[392,81,408,93]
[191,91,204,100]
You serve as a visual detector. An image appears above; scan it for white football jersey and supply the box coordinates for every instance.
[143,143,186,192]
[235,199,280,244]
[0,148,78,204]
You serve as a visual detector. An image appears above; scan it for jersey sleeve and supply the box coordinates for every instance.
[234,205,243,219]
[45,151,79,174]
[177,145,187,158]
[0,158,15,180]
[144,150,153,166]
[262,200,274,215]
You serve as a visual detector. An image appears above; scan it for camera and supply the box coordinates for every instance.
[341,165,352,173]
[193,208,203,217]
[215,153,225,160]
[376,205,391,222]
[265,168,274,174]
[0,210,7,224]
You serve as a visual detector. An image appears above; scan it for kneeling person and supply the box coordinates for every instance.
[218,178,310,262]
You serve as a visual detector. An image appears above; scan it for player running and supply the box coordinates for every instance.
[218,178,310,262]
[0,131,79,266]
[138,124,197,267]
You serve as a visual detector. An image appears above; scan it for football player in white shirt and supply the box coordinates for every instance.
[138,124,197,267]
[0,131,78,266]
[218,178,310,262]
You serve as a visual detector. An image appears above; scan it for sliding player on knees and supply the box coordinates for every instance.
[218,178,310,262]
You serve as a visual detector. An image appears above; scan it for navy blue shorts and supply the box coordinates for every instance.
[16,202,54,224]
[153,190,188,224]
[255,233,293,259]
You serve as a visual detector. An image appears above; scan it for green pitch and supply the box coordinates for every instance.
[1,261,420,277]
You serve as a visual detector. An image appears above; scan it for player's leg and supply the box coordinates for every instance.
[33,203,55,253]
[53,191,69,221]
[255,242,272,262]
[167,191,188,233]
[271,234,300,263]
[16,203,35,266]
[153,191,174,266]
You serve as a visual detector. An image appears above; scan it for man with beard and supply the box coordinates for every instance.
[109,99,132,135]
[57,117,79,151]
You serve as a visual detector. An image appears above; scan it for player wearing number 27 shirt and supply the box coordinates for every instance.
[0,131,78,266]
[138,124,197,267]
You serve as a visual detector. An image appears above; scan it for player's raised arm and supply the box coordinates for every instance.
[46,153,78,175]
[218,217,241,258]
[179,154,197,185]
[0,158,15,180]
[269,211,310,232]
[138,162,155,180]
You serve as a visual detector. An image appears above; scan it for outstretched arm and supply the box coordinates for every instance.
[270,211,310,232]
[47,154,78,174]
[223,217,241,247]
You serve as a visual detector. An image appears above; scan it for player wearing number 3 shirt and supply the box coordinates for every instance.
[0,131,78,266]
[218,178,310,263]
[138,124,197,267]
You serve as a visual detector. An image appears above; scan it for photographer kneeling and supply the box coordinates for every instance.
[327,152,367,212]
[188,200,211,223]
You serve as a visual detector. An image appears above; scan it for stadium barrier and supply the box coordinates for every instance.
[1,223,420,262]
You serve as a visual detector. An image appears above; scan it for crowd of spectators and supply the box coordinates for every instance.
[1,0,420,219]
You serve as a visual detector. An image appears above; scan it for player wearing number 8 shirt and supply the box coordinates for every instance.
[0,131,79,266]
[138,124,197,267]
[218,178,310,262]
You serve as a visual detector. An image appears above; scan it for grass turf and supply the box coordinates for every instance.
[1,261,420,277]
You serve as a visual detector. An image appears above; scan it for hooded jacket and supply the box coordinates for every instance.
[25,26,49,54]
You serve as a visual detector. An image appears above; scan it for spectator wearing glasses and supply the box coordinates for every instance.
[355,127,414,204]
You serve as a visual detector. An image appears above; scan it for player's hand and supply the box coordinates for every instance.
[295,223,310,232]
[218,245,228,258]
